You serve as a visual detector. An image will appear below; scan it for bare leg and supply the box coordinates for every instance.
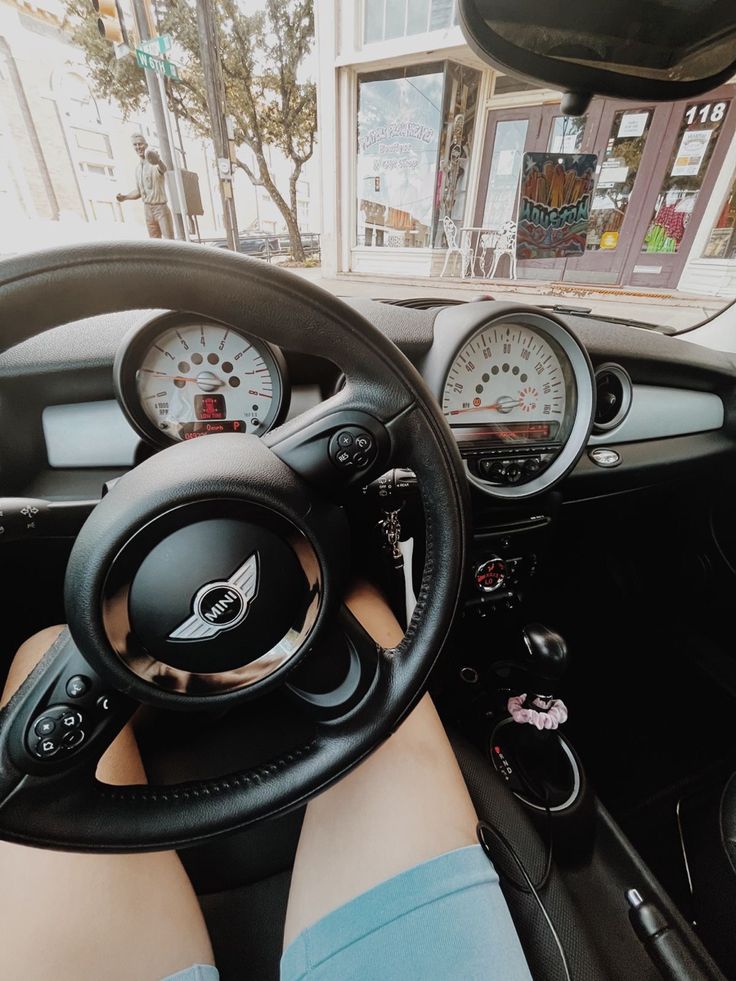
[283,581,478,947]
[0,626,215,981]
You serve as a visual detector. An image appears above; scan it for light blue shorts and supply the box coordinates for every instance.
[164,844,531,980]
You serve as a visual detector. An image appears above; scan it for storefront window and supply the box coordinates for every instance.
[547,116,586,154]
[702,174,736,259]
[433,63,481,246]
[481,118,528,231]
[357,63,479,250]
[587,108,653,251]
[363,0,456,44]
[357,66,444,248]
[642,99,731,253]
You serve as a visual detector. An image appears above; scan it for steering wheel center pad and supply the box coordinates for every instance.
[69,434,341,704]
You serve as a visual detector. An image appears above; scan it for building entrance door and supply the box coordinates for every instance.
[561,102,667,284]
[621,92,736,288]
[473,104,600,279]
[474,88,736,288]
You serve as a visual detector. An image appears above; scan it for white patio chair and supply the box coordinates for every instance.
[488,219,518,279]
[477,231,499,278]
[440,216,463,277]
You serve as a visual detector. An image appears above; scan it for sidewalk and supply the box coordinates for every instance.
[282,265,727,331]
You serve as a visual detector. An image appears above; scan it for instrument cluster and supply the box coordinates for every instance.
[114,316,288,447]
[428,310,595,499]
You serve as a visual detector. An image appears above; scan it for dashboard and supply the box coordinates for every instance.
[0,298,733,511]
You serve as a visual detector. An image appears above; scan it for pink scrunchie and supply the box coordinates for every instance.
[507,693,568,730]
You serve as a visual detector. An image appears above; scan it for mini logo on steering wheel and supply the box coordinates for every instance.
[168,553,259,642]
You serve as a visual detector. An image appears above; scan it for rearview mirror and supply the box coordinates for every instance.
[458,0,736,113]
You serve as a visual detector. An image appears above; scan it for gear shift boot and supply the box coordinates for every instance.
[492,623,582,813]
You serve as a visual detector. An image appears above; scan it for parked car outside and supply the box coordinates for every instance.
[277,231,321,256]
[202,231,281,258]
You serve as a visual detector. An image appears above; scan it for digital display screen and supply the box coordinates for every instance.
[194,394,226,420]
[453,422,556,446]
[181,420,246,440]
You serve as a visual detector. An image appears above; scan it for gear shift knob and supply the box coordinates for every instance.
[522,623,568,692]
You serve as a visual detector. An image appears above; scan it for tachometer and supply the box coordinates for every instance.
[115,318,287,446]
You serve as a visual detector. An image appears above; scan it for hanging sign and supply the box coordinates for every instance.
[516,153,597,260]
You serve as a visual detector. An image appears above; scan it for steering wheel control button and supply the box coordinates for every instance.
[34,737,61,759]
[34,717,56,737]
[29,704,84,754]
[62,729,86,749]
[329,428,376,472]
[96,695,113,713]
[474,557,507,593]
[589,447,621,468]
[65,675,90,699]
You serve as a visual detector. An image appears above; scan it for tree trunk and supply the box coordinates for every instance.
[237,158,306,262]
[287,164,306,262]
[283,207,306,262]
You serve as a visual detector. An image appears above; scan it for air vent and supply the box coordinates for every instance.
[594,363,632,432]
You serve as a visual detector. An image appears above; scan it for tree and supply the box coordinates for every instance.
[64,0,316,260]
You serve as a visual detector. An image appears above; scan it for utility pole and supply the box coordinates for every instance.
[130,0,186,239]
[196,0,240,251]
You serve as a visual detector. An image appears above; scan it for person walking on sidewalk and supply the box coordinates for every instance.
[117,133,175,239]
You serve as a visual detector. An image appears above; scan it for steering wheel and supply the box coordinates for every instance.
[0,242,468,852]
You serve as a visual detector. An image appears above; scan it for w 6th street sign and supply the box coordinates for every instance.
[135,48,179,80]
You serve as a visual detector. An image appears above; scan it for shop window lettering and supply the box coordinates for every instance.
[684,103,727,125]
[360,123,436,151]
[373,157,420,171]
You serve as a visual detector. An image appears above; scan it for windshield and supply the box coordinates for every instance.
[2,0,736,334]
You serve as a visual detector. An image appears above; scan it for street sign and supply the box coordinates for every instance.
[138,34,172,56]
[135,48,179,80]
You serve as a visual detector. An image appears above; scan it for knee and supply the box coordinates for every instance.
[1,625,65,706]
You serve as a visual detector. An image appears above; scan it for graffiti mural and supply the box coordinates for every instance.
[516,153,597,260]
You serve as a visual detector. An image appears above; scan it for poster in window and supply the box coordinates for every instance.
[516,153,597,260]
[617,112,649,139]
[671,129,712,177]
[703,227,734,258]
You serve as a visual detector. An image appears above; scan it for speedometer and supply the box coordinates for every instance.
[115,317,287,446]
[442,326,568,434]
[427,308,594,498]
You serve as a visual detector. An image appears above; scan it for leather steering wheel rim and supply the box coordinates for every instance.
[0,242,469,851]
